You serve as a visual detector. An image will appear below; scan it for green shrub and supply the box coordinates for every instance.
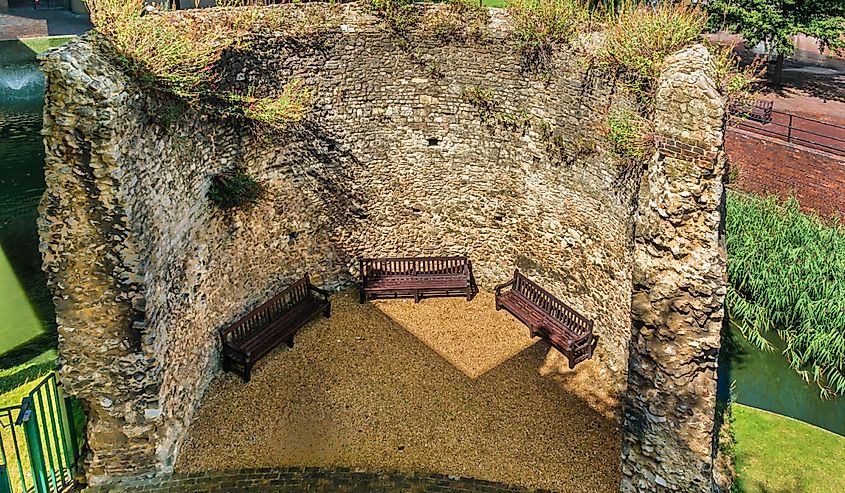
[208,170,266,210]
[460,85,495,113]
[365,0,421,33]
[726,192,845,398]
[606,108,652,160]
[508,0,585,59]
[705,40,766,105]
[600,2,707,87]
[426,0,489,43]
[87,0,230,99]
[224,80,312,129]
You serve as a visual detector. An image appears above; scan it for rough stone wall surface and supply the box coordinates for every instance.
[726,127,845,220]
[620,45,727,493]
[38,4,726,491]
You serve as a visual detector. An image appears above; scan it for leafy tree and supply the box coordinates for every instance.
[705,0,845,82]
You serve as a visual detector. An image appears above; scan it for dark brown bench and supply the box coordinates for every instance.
[359,256,478,303]
[495,269,598,369]
[732,99,773,123]
[220,274,330,382]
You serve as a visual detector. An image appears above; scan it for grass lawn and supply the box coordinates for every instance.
[733,404,845,493]
[0,350,56,408]
[0,246,47,355]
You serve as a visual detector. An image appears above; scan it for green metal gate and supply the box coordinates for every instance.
[0,373,83,493]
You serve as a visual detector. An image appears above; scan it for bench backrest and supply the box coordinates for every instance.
[511,270,593,338]
[361,256,469,280]
[221,274,312,346]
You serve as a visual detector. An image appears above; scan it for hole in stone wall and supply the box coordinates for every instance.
[427,138,440,147]
[288,231,299,242]
[493,213,504,221]
[411,207,422,213]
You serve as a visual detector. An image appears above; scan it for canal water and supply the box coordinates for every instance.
[0,46,843,436]
[0,55,55,367]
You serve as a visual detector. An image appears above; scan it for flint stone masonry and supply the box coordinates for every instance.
[37,4,726,492]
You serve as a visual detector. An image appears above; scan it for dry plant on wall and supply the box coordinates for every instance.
[222,80,313,131]
[365,0,421,33]
[705,40,766,110]
[598,1,707,96]
[507,0,586,71]
[425,0,490,44]
[85,0,314,130]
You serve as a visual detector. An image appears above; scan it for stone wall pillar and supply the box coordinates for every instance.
[620,45,727,492]
[39,42,161,484]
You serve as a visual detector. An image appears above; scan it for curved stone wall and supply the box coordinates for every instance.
[38,4,726,491]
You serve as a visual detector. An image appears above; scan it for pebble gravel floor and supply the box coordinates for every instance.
[178,290,622,492]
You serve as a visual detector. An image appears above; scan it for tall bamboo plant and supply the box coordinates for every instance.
[726,192,845,399]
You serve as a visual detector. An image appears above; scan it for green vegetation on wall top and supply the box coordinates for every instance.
[726,192,845,399]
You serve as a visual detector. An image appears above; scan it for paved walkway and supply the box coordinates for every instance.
[0,8,91,40]
[86,467,557,493]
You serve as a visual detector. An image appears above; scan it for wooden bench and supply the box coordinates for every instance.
[495,269,598,369]
[359,256,477,303]
[732,99,773,123]
[220,274,330,382]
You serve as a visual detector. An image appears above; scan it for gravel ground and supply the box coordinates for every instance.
[178,290,622,492]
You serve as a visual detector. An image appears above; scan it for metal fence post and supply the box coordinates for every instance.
[18,398,49,493]
[787,114,793,143]
[0,465,12,493]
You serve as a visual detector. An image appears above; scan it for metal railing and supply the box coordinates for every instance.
[730,104,845,157]
[0,374,82,493]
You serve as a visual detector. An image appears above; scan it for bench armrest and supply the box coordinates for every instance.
[494,278,515,296]
[308,282,331,301]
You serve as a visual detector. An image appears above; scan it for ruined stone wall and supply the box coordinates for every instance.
[620,45,727,492]
[39,4,725,491]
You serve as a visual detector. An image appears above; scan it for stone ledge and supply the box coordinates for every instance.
[85,467,556,493]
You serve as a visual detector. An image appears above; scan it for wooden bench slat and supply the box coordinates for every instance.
[220,273,331,382]
[495,269,597,369]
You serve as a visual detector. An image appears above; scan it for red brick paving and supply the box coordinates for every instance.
[0,8,90,40]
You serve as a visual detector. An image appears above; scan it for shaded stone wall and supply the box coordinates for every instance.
[38,4,726,491]
[620,45,727,492]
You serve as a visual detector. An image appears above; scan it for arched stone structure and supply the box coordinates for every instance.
[37,4,726,491]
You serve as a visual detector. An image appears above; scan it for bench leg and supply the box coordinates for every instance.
[286,335,295,349]
[243,364,251,383]
[414,290,420,303]
[323,304,331,319]
[359,289,366,304]
[466,286,471,301]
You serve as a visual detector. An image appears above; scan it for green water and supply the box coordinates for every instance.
[0,59,56,368]
[720,327,845,437]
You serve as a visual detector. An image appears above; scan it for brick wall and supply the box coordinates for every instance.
[726,127,845,220]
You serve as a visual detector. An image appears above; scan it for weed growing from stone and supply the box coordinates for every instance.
[365,0,421,33]
[425,0,490,44]
[606,108,653,161]
[208,170,266,210]
[705,40,766,107]
[599,2,707,90]
[87,0,230,99]
[86,0,322,130]
[223,80,312,130]
[508,0,585,69]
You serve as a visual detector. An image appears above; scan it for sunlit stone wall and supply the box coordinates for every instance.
[38,4,725,491]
